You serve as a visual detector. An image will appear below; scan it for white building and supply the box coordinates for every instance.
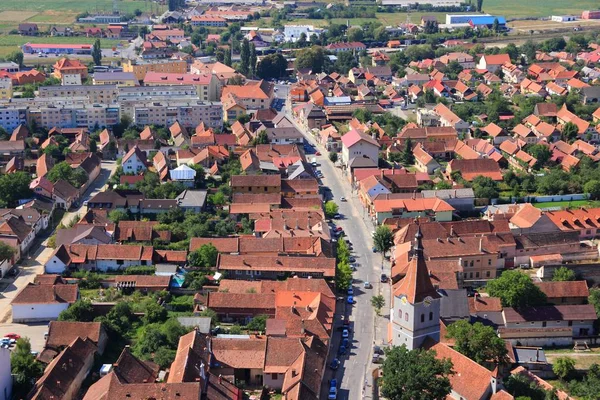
[382,0,460,5]
[122,146,147,174]
[11,283,79,322]
[551,15,577,22]
[61,73,83,86]
[340,129,381,167]
[0,348,11,400]
[283,25,322,42]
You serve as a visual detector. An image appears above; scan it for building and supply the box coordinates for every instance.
[325,41,367,53]
[391,229,441,349]
[341,129,380,167]
[18,23,38,35]
[221,80,274,110]
[217,254,335,279]
[52,58,88,79]
[382,0,461,5]
[551,15,577,22]
[0,348,11,400]
[92,72,137,87]
[11,283,79,322]
[131,101,222,129]
[476,54,511,73]
[123,59,188,81]
[283,25,322,42]
[143,72,220,101]
[22,43,92,55]
[373,197,454,224]
[39,321,108,363]
[582,10,600,19]
[0,62,19,73]
[45,244,155,273]
[0,77,12,100]
[78,14,122,24]
[38,84,118,104]
[190,15,228,27]
[122,146,147,174]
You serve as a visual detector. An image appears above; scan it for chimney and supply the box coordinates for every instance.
[218,374,222,384]
[450,225,454,236]
[381,169,384,179]
[301,319,305,334]
[479,238,483,252]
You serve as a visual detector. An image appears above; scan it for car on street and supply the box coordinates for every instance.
[338,345,346,355]
[335,226,343,232]
[347,295,354,304]
[372,247,378,253]
[349,256,356,263]
[341,338,349,348]
[380,274,388,283]
[347,287,353,296]
[373,345,384,355]
[363,281,372,289]
[4,333,20,340]
[315,151,321,156]
[372,354,382,363]
[333,213,342,219]
[328,386,337,399]
[340,197,347,202]
[342,329,349,338]
[329,358,340,370]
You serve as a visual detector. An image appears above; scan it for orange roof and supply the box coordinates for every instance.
[373,197,454,213]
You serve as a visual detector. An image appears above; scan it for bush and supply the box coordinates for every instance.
[168,295,194,312]
[124,265,156,275]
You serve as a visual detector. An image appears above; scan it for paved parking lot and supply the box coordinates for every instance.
[0,323,48,352]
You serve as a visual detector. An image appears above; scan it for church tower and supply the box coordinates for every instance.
[390,227,441,350]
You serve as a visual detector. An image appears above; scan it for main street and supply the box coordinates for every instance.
[282,94,391,399]
[0,160,117,326]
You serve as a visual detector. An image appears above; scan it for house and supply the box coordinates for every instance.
[29,337,97,400]
[52,58,88,80]
[433,103,469,133]
[373,198,454,224]
[39,321,108,363]
[341,129,380,167]
[45,244,154,273]
[122,146,147,173]
[11,283,78,322]
[217,254,335,279]
[446,159,503,182]
[325,41,366,53]
[50,26,72,37]
[500,305,597,346]
[175,190,207,213]
[535,281,589,305]
[0,215,35,255]
[52,180,79,209]
[545,207,600,239]
[477,54,511,73]
[581,86,600,104]
[421,188,475,212]
[221,80,274,110]
[18,23,38,35]
[264,127,303,145]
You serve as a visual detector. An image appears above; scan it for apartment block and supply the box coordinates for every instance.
[38,85,119,105]
[132,101,222,129]
[123,59,188,81]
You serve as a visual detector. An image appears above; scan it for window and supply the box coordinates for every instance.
[420,314,424,323]
[398,310,402,319]
[476,272,480,278]
[486,271,491,278]
[405,313,409,322]
[429,312,433,321]
[469,260,474,267]
[542,322,547,327]
[488,259,492,265]
[271,373,278,380]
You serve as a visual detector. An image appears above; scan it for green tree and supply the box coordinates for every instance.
[334,51,358,75]
[584,180,600,200]
[445,320,508,365]
[224,47,232,67]
[256,53,287,79]
[249,43,257,77]
[99,301,133,337]
[492,18,499,32]
[373,225,394,259]
[337,236,350,265]
[11,338,44,398]
[7,50,24,68]
[552,356,575,381]
[589,288,600,316]
[0,171,32,207]
[381,345,453,400]
[92,38,102,66]
[347,27,364,42]
[324,201,339,219]
[504,373,549,400]
[371,295,385,316]
[561,122,579,142]
[329,152,338,163]
[400,138,415,166]
[240,38,250,76]
[471,176,499,199]
[47,161,88,188]
[476,0,483,11]
[153,347,176,368]
[0,241,16,262]
[295,46,328,73]
[487,270,547,308]
[143,301,168,324]
[108,209,129,224]
[58,299,94,322]
[246,314,268,331]
[135,324,166,356]
[200,307,218,324]
[188,244,218,268]
[336,261,353,291]
[526,144,551,168]
[552,266,577,281]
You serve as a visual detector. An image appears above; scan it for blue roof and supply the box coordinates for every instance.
[469,16,506,25]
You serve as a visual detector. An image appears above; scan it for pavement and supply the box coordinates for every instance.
[0,323,48,353]
[0,161,117,325]
[282,99,391,400]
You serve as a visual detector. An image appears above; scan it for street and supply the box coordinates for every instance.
[0,160,117,327]
[283,99,391,399]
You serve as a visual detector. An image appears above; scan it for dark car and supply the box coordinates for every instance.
[338,345,347,355]
[380,274,388,283]
[329,358,340,370]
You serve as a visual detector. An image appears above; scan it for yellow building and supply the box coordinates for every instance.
[92,71,138,87]
[123,59,188,82]
[0,77,13,100]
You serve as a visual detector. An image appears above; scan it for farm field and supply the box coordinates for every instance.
[483,0,600,18]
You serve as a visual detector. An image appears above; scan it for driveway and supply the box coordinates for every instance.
[0,323,48,352]
[286,110,391,399]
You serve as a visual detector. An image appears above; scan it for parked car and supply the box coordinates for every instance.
[328,386,337,400]
[341,338,349,348]
[347,287,353,296]
[372,247,378,253]
[380,274,388,283]
[347,296,354,304]
[372,354,382,363]
[335,226,343,232]
[349,256,356,263]
[333,213,342,219]
[363,281,372,289]
[373,345,384,355]
[315,151,321,156]
[4,333,20,340]
[342,329,349,338]
[340,197,347,202]
[338,345,347,355]
[329,358,340,370]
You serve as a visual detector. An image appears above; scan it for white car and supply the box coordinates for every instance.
[340,197,347,202]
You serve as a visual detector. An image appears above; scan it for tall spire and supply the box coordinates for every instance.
[394,227,440,303]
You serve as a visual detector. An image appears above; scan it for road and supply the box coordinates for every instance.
[282,98,391,399]
[0,160,117,325]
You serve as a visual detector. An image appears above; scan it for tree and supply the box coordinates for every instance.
[249,43,257,77]
[240,38,250,76]
[246,314,268,331]
[445,320,508,365]
[108,209,129,224]
[492,18,499,32]
[552,356,575,381]
[476,0,483,11]
[589,288,600,316]
[334,51,358,75]
[100,301,133,337]
[504,373,551,400]
[0,241,16,262]
[188,244,218,268]
[224,47,232,67]
[400,138,415,166]
[371,295,385,316]
[584,180,600,200]
[487,270,547,308]
[92,39,102,66]
[297,32,307,48]
[135,324,166,356]
[153,347,176,368]
[200,307,218,324]
[143,301,168,324]
[58,299,94,322]
[0,171,32,207]
[295,46,327,73]
[381,345,453,400]
[329,152,338,163]
[7,50,24,68]
[561,122,579,142]
[336,261,353,291]
[347,27,364,42]
[256,53,287,79]
[47,161,88,188]
[526,144,551,169]
[471,176,499,199]
[373,225,393,259]
[552,266,577,282]
[11,338,44,397]
[324,201,339,219]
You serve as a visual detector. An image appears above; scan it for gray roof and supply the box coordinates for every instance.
[175,189,207,208]
[266,127,303,140]
[422,188,475,199]
[177,317,211,333]
[93,72,137,81]
[55,225,112,247]
[439,289,470,322]
[514,347,547,364]
[582,86,600,97]
[348,156,378,168]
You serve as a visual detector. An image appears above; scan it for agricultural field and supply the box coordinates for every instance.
[483,0,600,18]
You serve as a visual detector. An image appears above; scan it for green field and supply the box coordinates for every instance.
[483,0,599,18]
[533,200,600,209]
[0,0,152,14]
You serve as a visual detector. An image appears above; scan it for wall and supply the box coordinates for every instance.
[12,303,69,322]
[263,372,284,390]
[45,255,67,274]
[0,348,11,400]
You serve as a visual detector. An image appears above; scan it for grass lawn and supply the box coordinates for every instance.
[546,350,600,370]
[0,0,150,14]
[533,200,600,209]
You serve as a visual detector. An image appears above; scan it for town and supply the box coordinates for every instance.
[0,0,600,399]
